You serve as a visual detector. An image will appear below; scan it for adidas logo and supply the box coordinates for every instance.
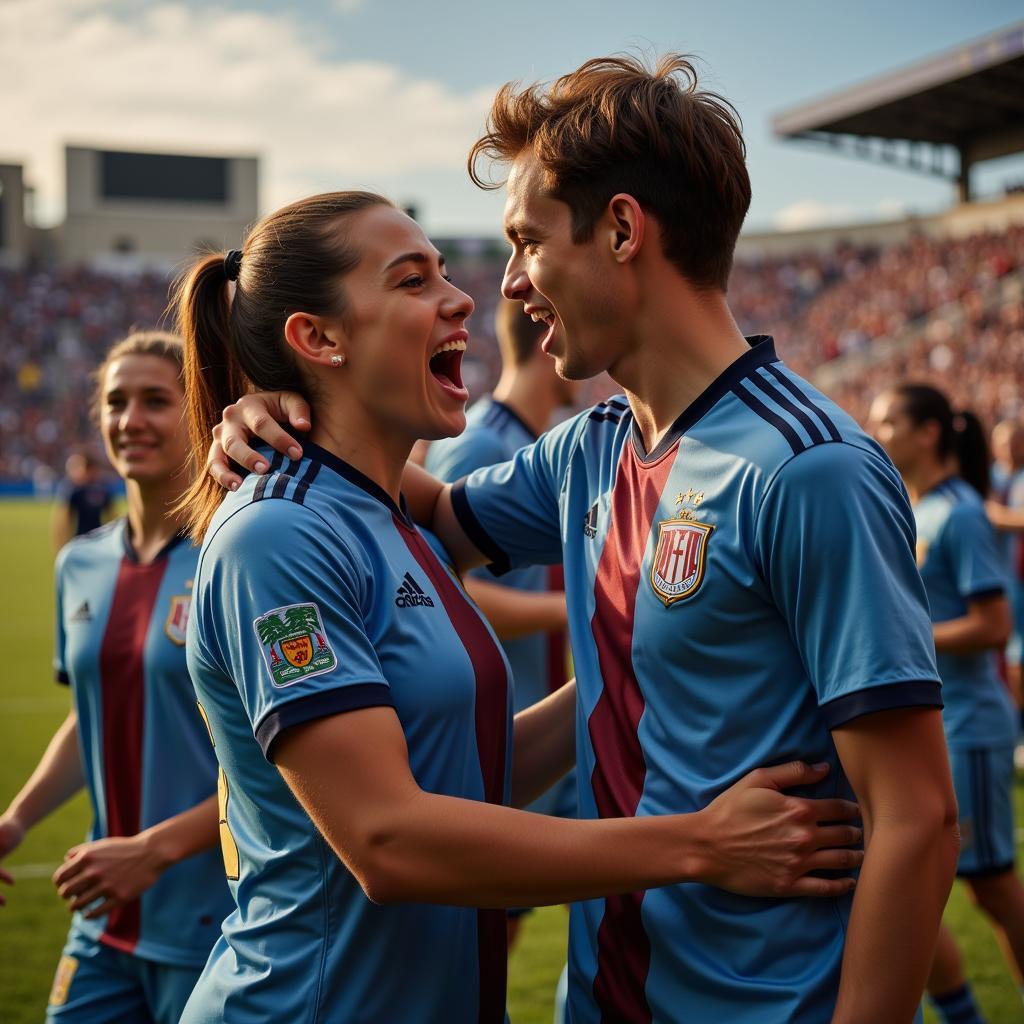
[70,601,92,623]
[395,572,434,609]
[583,503,598,539]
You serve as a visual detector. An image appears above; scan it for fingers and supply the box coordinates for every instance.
[68,886,109,913]
[278,393,311,435]
[802,799,860,823]
[810,824,863,849]
[52,857,82,888]
[0,866,13,886]
[803,847,864,873]
[82,898,119,921]
[741,760,831,792]
[786,875,857,899]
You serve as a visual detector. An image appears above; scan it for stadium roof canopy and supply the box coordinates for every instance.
[773,21,1024,201]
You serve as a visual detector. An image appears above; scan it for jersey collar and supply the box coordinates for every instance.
[120,518,190,564]
[301,440,414,526]
[631,334,778,463]
[487,398,540,441]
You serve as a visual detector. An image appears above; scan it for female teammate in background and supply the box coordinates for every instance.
[870,384,1024,1024]
[0,333,231,1023]
[174,191,864,1024]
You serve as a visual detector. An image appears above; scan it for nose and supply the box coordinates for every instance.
[443,281,474,321]
[502,251,529,302]
[119,398,147,432]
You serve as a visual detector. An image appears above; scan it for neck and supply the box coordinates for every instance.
[309,396,410,506]
[491,362,561,437]
[903,458,954,503]
[125,475,189,563]
[609,273,749,453]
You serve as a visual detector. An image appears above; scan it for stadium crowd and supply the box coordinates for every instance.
[2,223,1023,484]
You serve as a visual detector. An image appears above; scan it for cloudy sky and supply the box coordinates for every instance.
[2,0,1022,236]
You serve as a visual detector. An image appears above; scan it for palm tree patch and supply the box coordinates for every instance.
[253,602,337,687]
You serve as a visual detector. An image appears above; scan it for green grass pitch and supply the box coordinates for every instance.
[0,499,1019,1021]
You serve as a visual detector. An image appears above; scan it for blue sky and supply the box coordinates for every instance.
[3,0,1022,235]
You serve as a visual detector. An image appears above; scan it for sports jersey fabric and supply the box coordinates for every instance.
[452,335,942,1023]
[913,476,1015,748]
[427,397,571,816]
[58,479,116,537]
[183,441,513,1024]
[53,520,229,967]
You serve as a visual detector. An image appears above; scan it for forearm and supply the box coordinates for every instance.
[136,794,219,868]
[465,578,567,641]
[511,680,576,808]
[933,613,1007,653]
[4,711,84,832]
[358,793,696,907]
[833,815,959,1022]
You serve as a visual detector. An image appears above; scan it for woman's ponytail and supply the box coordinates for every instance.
[951,410,990,498]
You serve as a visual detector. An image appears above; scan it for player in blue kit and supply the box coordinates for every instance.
[870,385,1024,1024]
[0,333,230,1023]
[213,56,960,1023]
[182,190,869,1024]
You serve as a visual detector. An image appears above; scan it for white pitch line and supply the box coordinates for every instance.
[8,863,57,880]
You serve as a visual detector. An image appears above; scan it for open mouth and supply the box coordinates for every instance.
[428,339,468,397]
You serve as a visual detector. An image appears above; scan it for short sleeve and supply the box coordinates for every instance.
[755,443,941,729]
[452,412,586,575]
[425,429,510,484]
[196,501,394,761]
[941,501,1007,601]
[53,553,68,686]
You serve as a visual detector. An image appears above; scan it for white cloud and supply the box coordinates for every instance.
[0,0,495,225]
[772,197,907,232]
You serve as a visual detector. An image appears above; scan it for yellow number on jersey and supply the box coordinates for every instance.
[197,701,241,881]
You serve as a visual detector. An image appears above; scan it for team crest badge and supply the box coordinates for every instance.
[164,595,191,646]
[650,518,714,606]
[48,955,78,1007]
[253,601,337,687]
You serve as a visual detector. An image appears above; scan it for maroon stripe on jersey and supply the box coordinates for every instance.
[398,521,509,1024]
[97,556,168,953]
[588,444,676,1023]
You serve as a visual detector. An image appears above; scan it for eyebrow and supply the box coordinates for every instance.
[383,251,447,273]
[105,386,174,398]
[504,222,542,243]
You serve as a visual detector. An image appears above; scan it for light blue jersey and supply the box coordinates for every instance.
[183,442,513,1024]
[54,520,230,968]
[913,476,1015,749]
[427,397,571,816]
[453,336,941,1023]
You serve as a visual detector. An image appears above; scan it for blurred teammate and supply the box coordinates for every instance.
[52,451,116,552]
[177,192,866,1024]
[870,385,1024,1023]
[209,55,958,1022]
[0,333,230,1024]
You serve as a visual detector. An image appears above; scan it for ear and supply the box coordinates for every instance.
[605,193,645,264]
[282,312,346,368]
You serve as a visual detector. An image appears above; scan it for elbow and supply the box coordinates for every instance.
[347,821,420,906]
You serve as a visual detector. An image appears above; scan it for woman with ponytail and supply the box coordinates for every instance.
[0,333,231,1023]
[870,384,1024,1022]
[175,192,866,1024]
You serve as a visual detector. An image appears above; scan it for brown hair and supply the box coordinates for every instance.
[92,330,184,423]
[469,54,751,290]
[495,299,548,367]
[171,190,393,540]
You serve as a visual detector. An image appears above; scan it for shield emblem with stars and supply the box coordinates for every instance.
[164,596,191,646]
[650,519,714,606]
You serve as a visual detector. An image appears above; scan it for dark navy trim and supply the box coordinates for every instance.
[822,680,942,729]
[301,440,413,526]
[732,382,804,456]
[120,519,190,564]
[483,399,539,442]
[291,459,321,505]
[252,451,285,503]
[631,335,777,462]
[255,683,395,761]
[762,364,842,442]
[588,409,624,425]
[56,669,70,686]
[270,457,302,500]
[748,372,826,446]
[451,480,512,576]
[971,749,996,869]
[957,860,1016,880]
[965,585,1006,601]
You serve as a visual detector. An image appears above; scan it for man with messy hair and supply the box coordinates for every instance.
[210,54,958,1023]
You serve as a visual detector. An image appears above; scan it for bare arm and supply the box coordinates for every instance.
[0,709,85,905]
[511,679,576,808]
[275,705,864,908]
[52,794,219,919]
[831,707,959,1024]
[986,499,1024,533]
[465,578,567,641]
[933,593,1012,654]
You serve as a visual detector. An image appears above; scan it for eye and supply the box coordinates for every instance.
[400,274,425,288]
[520,238,540,253]
[442,274,453,284]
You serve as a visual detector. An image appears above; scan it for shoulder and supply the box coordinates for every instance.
[56,518,124,572]
[427,421,511,479]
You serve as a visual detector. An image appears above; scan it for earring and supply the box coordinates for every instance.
[330,354,346,368]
